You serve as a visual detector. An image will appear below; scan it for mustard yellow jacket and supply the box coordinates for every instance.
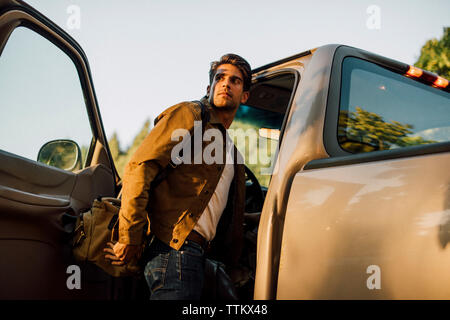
[118,97,246,265]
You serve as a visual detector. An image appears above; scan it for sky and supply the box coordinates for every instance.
[24,0,450,149]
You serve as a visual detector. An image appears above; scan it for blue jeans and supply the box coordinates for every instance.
[144,237,205,300]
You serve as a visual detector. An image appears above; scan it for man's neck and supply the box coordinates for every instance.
[214,108,238,129]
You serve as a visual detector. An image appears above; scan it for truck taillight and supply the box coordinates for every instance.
[406,66,423,78]
[434,76,449,88]
[406,65,449,89]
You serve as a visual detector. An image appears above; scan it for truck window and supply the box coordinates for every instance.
[338,57,450,153]
[229,73,296,187]
[0,26,92,168]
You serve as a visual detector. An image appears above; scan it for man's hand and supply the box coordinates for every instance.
[104,242,141,266]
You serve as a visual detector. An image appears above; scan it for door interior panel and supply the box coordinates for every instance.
[0,239,69,299]
[0,149,76,199]
[0,185,70,206]
[0,149,115,299]
[0,2,121,299]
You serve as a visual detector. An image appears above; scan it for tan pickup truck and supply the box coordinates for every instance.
[0,0,449,299]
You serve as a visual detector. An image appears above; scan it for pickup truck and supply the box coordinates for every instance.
[0,0,449,299]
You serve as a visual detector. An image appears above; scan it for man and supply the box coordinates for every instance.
[104,54,251,299]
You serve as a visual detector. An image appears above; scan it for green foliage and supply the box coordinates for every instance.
[110,119,151,177]
[415,27,450,79]
[339,107,437,153]
[80,145,88,167]
[229,119,278,187]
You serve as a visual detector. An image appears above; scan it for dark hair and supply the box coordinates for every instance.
[209,53,252,91]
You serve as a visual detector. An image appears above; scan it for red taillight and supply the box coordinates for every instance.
[434,76,449,88]
[406,65,449,90]
[406,66,423,78]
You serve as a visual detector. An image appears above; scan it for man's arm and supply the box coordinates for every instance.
[105,103,200,264]
[117,103,201,245]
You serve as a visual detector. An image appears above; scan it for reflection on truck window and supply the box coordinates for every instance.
[338,57,450,153]
[230,107,282,187]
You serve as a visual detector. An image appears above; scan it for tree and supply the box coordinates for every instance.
[110,119,151,177]
[80,145,88,168]
[339,107,436,153]
[415,27,450,79]
[108,132,122,161]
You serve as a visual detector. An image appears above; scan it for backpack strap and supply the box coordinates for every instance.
[192,99,210,133]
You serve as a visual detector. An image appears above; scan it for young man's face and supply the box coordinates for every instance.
[207,64,249,110]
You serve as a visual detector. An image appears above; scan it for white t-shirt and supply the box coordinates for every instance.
[193,132,235,241]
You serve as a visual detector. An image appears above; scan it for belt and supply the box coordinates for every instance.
[186,230,209,251]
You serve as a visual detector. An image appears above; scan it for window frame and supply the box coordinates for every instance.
[231,68,300,187]
[307,46,450,170]
[0,24,93,166]
[0,7,118,180]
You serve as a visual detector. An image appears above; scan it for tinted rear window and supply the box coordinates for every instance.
[338,57,450,153]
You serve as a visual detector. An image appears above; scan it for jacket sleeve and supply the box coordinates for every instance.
[118,103,200,245]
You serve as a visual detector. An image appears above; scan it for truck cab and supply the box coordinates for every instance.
[235,45,450,299]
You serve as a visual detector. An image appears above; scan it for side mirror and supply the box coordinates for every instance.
[37,139,82,171]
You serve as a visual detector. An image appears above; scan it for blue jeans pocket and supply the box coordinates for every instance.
[144,252,169,294]
[144,238,205,299]
[179,241,204,292]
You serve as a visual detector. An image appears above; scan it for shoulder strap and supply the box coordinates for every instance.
[192,99,210,132]
[150,100,209,189]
